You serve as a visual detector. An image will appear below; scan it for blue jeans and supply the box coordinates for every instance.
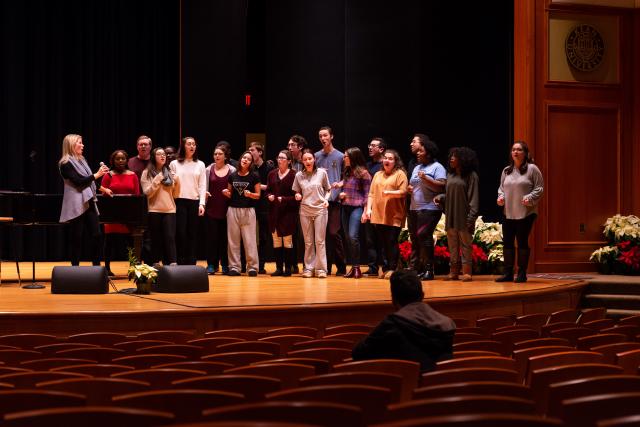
[341,205,363,265]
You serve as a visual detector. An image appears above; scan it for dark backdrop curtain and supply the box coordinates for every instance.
[262,0,514,222]
[1,0,180,261]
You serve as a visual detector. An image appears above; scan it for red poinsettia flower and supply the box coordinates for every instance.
[471,244,488,263]
[398,241,412,262]
[434,245,450,260]
[617,240,632,250]
[618,245,640,270]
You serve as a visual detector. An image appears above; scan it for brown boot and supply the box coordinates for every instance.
[461,264,472,282]
[446,262,460,280]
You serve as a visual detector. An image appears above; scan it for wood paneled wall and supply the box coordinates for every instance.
[514,0,639,272]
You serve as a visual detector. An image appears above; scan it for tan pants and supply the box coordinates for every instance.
[299,211,328,274]
[227,207,259,273]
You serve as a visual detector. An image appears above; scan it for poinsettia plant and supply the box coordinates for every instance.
[127,247,158,294]
[397,215,504,275]
[591,215,640,275]
[397,228,412,269]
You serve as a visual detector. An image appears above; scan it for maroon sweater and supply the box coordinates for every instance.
[266,168,299,236]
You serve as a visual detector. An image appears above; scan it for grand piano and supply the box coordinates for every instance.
[0,191,147,284]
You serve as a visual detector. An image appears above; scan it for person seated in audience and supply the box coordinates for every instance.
[352,269,456,372]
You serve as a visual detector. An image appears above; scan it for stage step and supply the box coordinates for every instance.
[581,275,640,319]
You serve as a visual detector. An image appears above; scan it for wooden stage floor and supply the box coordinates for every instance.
[0,261,587,336]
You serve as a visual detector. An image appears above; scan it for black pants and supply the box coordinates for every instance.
[407,209,419,270]
[375,224,401,272]
[326,201,346,271]
[502,214,537,250]
[104,233,132,270]
[257,210,270,269]
[205,216,229,269]
[148,212,177,265]
[362,221,384,270]
[415,209,443,268]
[175,198,199,265]
[69,202,102,266]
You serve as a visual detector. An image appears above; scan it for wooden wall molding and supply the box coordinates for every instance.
[514,0,636,272]
[540,101,620,257]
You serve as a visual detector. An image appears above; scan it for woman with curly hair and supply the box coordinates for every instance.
[335,147,371,279]
[408,137,446,280]
[495,141,544,283]
[101,149,140,275]
[435,147,479,281]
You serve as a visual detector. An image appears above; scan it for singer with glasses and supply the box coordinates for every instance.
[266,150,299,276]
[58,133,110,266]
[141,148,180,266]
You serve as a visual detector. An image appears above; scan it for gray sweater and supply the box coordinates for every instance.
[439,171,479,231]
[498,164,544,220]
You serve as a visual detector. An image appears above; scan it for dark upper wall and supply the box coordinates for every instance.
[258,0,514,220]
[0,0,180,194]
[180,0,248,161]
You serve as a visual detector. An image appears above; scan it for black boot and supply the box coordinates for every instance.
[422,264,435,281]
[104,260,114,276]
[283,248,294,277]
[271,247,284,276]
[514,248,530,283]
[421,246,435,280]
[496,248,515,282]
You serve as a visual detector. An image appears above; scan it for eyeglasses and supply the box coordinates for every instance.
[368,143,380,148]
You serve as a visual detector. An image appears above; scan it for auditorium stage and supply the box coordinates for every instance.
[0,262,587,336]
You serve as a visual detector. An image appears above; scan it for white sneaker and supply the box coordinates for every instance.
[302,270,313,278]
[316,271,327,278]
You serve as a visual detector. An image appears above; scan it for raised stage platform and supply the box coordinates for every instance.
[0,262,587,336]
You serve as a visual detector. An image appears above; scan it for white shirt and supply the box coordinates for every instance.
[170,159,207,205]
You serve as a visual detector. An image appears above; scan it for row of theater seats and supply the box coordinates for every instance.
[0,311,638,425]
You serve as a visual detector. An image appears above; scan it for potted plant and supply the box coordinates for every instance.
[591,215,640,275]
[589,245,619,275]
[126,248,158,294]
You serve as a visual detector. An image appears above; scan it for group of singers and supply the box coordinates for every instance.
[58,127,543,284]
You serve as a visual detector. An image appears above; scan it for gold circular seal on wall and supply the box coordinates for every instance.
[565,24,605,72]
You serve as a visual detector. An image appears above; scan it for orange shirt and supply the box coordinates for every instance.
[368,169,408,227]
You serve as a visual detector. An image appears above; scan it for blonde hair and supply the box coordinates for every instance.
[58,134,83,166]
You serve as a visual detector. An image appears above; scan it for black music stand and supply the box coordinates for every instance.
[97,194,148,262]
[16,194,62,289]
[0,216,22,286]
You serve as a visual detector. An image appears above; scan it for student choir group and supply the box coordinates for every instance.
[58,126,543,284]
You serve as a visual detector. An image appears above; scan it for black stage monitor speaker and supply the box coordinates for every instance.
[154,265,209,293]
[51,266,109,294]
